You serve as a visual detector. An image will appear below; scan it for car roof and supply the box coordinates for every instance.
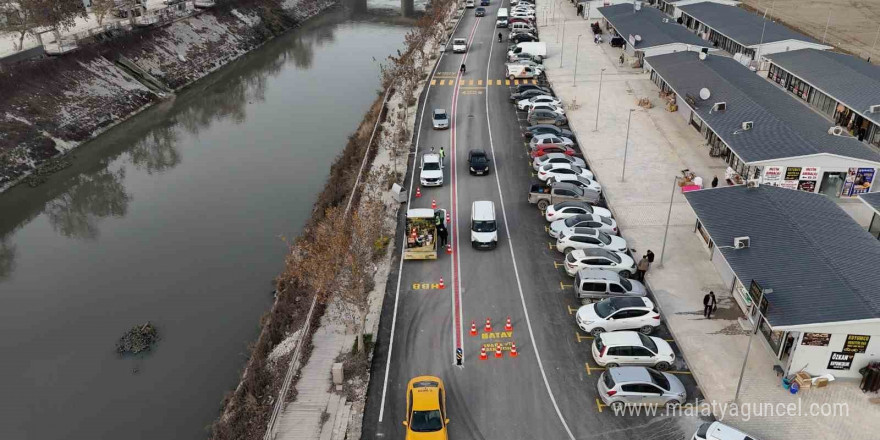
[550,181,581,191]
[576,267,621,282]
[528,124,558,130]
[469,149,486,155]
[609,366,653,383]
[538,153,570,161]
[454,38,466,43]
[423,153,440,161]
[597,331,643,346]
[703,422,754,440]
[609,296,650,308]
[433,108,446,115]
[576,248,616,258]
[472,200,495,220]
[533,132,562,140]
[553,201,587,209]
[569,227,600,236]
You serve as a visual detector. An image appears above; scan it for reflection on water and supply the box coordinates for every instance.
[0,6,409,440]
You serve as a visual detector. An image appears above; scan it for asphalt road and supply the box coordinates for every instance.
[362,3,707,439]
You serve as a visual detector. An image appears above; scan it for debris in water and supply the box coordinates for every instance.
[116,322,159,355]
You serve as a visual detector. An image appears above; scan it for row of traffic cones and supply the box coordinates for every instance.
[478,343,518,360]
[469,317,514,335]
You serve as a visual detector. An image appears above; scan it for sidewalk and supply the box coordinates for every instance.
[536,1,879,438]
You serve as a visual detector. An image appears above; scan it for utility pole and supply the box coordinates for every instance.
[822,7,832,44]
[573,34,585,86]
[621,109,634,181]
[735,287,771,402]
[593,68,605,131]
[560,21,567,66]
[659,175,680,267]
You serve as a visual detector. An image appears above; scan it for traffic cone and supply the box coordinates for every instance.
[510,343,518,357]
[438,277,445,289]
[432,199,437,209]
[479,346,488,360]
[484,318,492,333]
[416,187,421,198]
[495,343,503,358]
[446,243,452,254]
[470,321,478,336]
[446,211,450,223]
[505,316,513,331]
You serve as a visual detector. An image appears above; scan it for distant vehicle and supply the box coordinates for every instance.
[598,367,686,411]
[480,0,489,5]
[693,422,758,440]
[574,269,646,302]
[532,153,584,172]
[517,95,562,111]
[592,331,674,370]
[468,149,491,175]
[529,181,600,210]
[576,296,660,335]
[529,133,575,148]
[420,153,444,187]
[452,38,467,53]
[403,376,449,439]
[549,213,617,237]
[557,227,627,254]
[404,209,447,260]
[432,109,449,129]
[548,174,601,193]
[538,162,593,183]
[564,248,636,277]
[509,88,548,102]
[475,7,485,16]
[509,33,538,44]
[465,0,475,8]
[524,124,572,139]
[496,7,509,27]
[531,144,577,158]
[528,109,567,126]
[506,63,543,81]
[544,200,611,221]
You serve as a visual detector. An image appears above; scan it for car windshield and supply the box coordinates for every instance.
[454,39,466,45]
[606,252,622,263]
[471,154,487,164]
[597,232,611,245]
[423,162,441,171]
[600,217,612,225]
[563,216,584,227]
[639,333,657,353]
[648,369,670,390]
[410,409,444,432]
[434,112,447,120]
[619,277,632,290]
[473,220,496,232]
[594,299,617,318]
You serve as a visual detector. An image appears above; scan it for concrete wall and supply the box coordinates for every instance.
[788,321,880,379]
[754,39,832,59]
[643,42,712,58]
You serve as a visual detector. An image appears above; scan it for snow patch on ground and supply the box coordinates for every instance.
[268,329,303,367]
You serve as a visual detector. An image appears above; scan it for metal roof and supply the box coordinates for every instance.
[685,185,880,328]
[860,192,880,214]
[765,49,880,126]
[645,51,880,164]
[598,3,709,49]
[678,2,818,46]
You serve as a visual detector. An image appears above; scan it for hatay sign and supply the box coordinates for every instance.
[762,166,820,192]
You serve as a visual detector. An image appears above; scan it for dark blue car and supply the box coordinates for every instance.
[475,7,486,16]
[481,0,489,5]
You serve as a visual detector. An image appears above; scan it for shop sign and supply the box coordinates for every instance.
[801,332,831,347]
[800,167,820,181]
[785,167,802,181]
[798,180,816,192]
[779,180,799,190]
[763,166,783,184]
[828,352,855,370]
[842,167,876,197]
[843,334,870,354]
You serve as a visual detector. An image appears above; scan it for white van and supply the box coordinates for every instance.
[496,8,508,27]
[507,42,546,61]
[693,422,759,440]
[505,63,542,80]
[509,22,535,34]
[471,201,498,249]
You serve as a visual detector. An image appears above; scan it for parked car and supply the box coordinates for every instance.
[544,200,611,221]
[480,0,489,5]
[693,422,758,440]
[529,182,600,210]
[547,174,601,193]
[432,109,449,129]
[532,153,584,171]
[529,133,575,149]
[550,213,617,237]
[452,38,467,53]
[576,296,660,335]
[528,109,567,126]
[507,17,533,26]
[475,7,485,16]
[420,153,443,187]
[506,64,543,81]
[508,59,543,71]
[538,162,593,182]
[510,88,548,102]
[564,248,635,277]
[527,102,565,116]
[556,227,627,253]
[509,33,538,44]
[403,376,450,439]
[523,124,572,139]
[509,53,544,65]
[518,95,562,111]
[531,144,577,158]
[597,367,686,411]
[574,269,646,302]
[592,331,674,370]
[468,149,490,175]
[515,84,550,94]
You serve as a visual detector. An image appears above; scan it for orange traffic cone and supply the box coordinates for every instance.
[484,318,492,333]
[446,211,450,223]
[438,277,445,289]
[495,343,503,358]
[416,187,421,198]
[505,316,513,331]
[470,321,478,336]
[510,343,518,357]
[432,199,437,209]
[479,346,488,360]
[446,243,452,254]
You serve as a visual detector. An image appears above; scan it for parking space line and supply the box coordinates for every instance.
[560,281,573,291]
[567,305,578,315]
[595,398,606,413]
[430,79,436,85]
[544,225,550,233]
[547,242,555,250]
[585,363,605,376]
[505,79,510,85]
[575,332,592,343]
[553,260,564,268]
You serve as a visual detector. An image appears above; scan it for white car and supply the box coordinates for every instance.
[529,133,575,149]
[419,153,443,186]
[592,331,675,370]
[576,296,661,336]
[551,213,618,237]
[465,0,475,7]
[564,248,636,277]
[548,174,602,193]
[538,162,593,182]
[532,152,584,171]
[556,227,628,253]
[452,38,467,53]
[517,95,562,111]
[527,102,565,116]
[544,201,611,221]
[511,11,535,19]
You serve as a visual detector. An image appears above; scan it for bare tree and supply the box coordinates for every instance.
[283,207,350,305]
[0,0,40,51]
[91,0,116,26]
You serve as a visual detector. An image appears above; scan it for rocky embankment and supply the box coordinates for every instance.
[0,0,335,193]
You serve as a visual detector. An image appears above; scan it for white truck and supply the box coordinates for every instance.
[507,42,546,61]
[506,63,543,80]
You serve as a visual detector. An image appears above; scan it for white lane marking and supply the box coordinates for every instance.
[377,11,466,423]
[482,9,577,440]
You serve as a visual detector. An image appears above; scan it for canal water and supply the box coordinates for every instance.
[0,6,410,440]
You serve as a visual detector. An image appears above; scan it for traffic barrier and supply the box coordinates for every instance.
[479,346,488,360]
[470,321,478,336]
[505,316,513,331]
[495,343,503,358]
[446,243,452,254]
[416,187,421,198]
[484,318,492,332]
[439,277,445,289]
[446,211,450,223]
[510,343,518,357]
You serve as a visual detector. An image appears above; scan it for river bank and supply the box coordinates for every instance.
[0,0,335,194]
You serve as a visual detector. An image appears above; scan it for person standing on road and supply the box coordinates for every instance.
[438,224,448,248]
[703,291,717,319]
[711,176,719,188]
[439,146,445,162]
[636,255,649,281]
[646,249,655,269]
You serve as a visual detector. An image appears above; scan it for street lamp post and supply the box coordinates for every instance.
[573,34,585,86]
[621,109,634,181]
[592,68,605,131]
[734,288,770,402]
[659,175,680,267]
[559,21,567,67]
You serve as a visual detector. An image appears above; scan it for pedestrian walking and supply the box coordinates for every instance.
[703,291,717,319]
[711,175,719,188]
[619,53,625,65]
[636,255,649,281]
[646,249,654,267]
[438,225,448,247]
[439,146,445,161]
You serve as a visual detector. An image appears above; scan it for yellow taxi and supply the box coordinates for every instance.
[402,376,449,440]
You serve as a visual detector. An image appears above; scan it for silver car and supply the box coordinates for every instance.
[529,133,575,149]
[597,366,686,411]
[432,109,449,129]
[528,110,567,126]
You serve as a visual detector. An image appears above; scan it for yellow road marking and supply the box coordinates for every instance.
[514,80,520,85]
[496,79,502,85]
[430,79,436,86]
[468,79,474,86]
[505,79,511,86]
[576,332,592,343]
[596,398,606,413]
[567,305,578,315]
[548,242,555,250]
[560,281,573,290]
[553,261,565,268]
[477,79,483,86]
[544,225,550,233]
[585,363,606,376]
[459,79,465,86]
[438,79,445,86]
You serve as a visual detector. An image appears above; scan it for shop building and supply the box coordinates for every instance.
[598,3,713,64]
[644,51,880,198]
[860,192,880,239]
[677,2,831,62]
[651,0,740,19]
[764,49,880,153]
[685,184,880,379]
